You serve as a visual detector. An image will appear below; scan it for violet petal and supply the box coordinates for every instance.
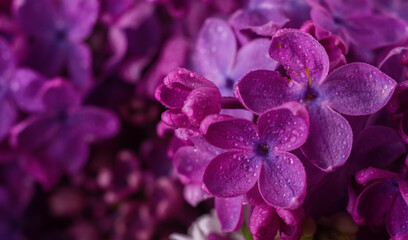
[322,62,396,116]
[259,152,306,209]
[203,151,261,198]
[301,104,353,171]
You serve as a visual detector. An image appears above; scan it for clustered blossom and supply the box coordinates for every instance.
[1,0,408,240]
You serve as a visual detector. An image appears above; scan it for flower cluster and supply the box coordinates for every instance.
[1,0,408,239]
[154,0,408,239]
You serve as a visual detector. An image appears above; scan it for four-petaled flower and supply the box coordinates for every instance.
[235,29,396,171]
[201,101,309,209]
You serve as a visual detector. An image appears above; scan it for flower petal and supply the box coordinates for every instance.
[269,29,329,85]
[355,167,398,186]
[40,79,81,112]
[155,84,190,109]
[378,47,408,83]
[229,8,288,36]
[13,0,57,37]
[200,114,258,150]
[66,43,94,92]
[345,15,407,49]
[174,146,213,184]
[322,62,396,116]
[259,152,306,209]
[352,180,398,225]
[10,115,59,150]
[215,197,243,233]
[398,180,408,207]
[348,126,406,172]
[10,68,46,113]
[195,18,236,87]
[0,99,16,142]
[61,0,99,41]
[234,70,304,114]
[386,194,408,238]
[69,107,120,141]
[276,207,305,226]
[230,39,278,81]
[203,151,261,198]
[46,130,89,173]
[257,101,309,152]
[183,184,211,207]
[182,88,222,126]
[249,205,279,240]
[301,104,352,171]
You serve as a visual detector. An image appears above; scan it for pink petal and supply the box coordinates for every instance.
[200,114,258,150]
[259,152,306,209]
[234,70,304,114]
[203,151,261,198]
[269,29,329,85]
[215,197,243,232]
[257,101,309,152]
[322,62,396,116]
[301,104,352,172]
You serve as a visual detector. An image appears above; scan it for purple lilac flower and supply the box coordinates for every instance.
[174,137,243,232]
[101,0,161,83]
[308,0,408,49]
[10,79,120,188]
[193,18,277,96]
[0,36,46,142]
[13,0,99,92]
[249,204,304,240]
[155,67,222,130]
[235,29,397,171]
[229,0,311,37]
[201,101,309,209]
[349,163,408,239]
[304,126,407,219]
[378,46,408,84]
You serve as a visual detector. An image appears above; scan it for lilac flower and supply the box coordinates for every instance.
[300,20,347,72]
[10,79,120,188]
[101,0,161,83]
[304,126,407,219]
[349,164,408,239]
[0,37,46,142]
[193,18,277,96]
[174,137,243,232]
[378,46,408,84]
[13,0,99,92]
[308,0,407,49]
[235,29,397,171]
[249,204,304,240]
[155,68,222,130]
[229,0,311,37]
[143,36,189,98]
[201,101,309,209]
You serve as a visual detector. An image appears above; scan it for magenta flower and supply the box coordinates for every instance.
[235,29,396,171]
[201,101,309,209]
[229,0,310,36]
[193,18,277,96]
[174,137,243,232]
[308,0,407,49]
[13,0,99,92]
[10,79,120,189]
[349,164,408,239]
[0,37,46,142]
[155,68,222,129]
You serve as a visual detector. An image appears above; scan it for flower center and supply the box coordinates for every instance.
[305,87,319,102]
[256,143,269,156]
